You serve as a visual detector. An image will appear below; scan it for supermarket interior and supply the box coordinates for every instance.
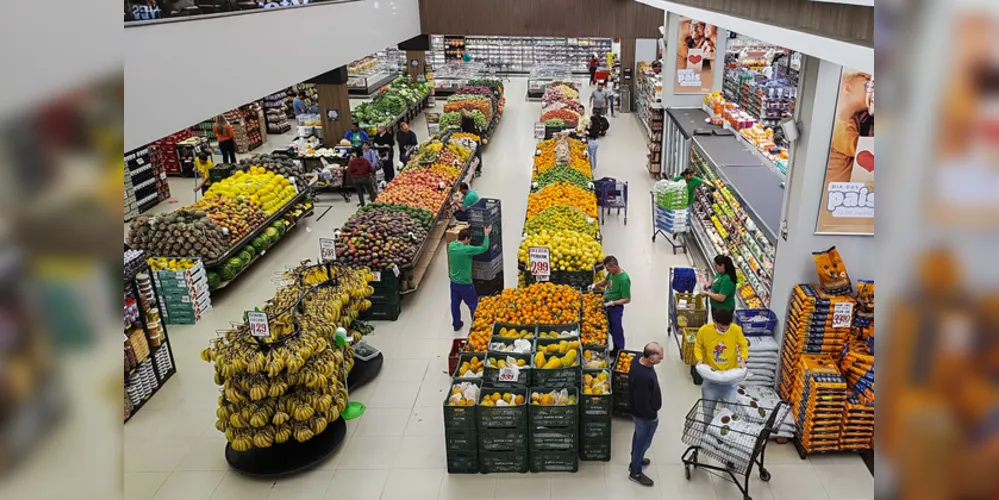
[122,3,874,499]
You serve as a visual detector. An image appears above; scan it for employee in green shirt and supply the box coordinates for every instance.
[593,255,631,355]
[448,225,492,331]
[673,168,716,207]
[706,254,738,311]
[453,182,480,222]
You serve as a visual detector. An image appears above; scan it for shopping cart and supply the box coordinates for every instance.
[681,399,791,500]
[651,192,688,254]
[593,177,627,225]
[667,267,709,384]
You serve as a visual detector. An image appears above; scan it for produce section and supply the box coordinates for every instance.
[351,77,430,133]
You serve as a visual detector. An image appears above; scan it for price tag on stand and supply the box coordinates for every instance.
[372,271,382,282]
[534,122,546,140]
[319,238,336,262]
[832,302,855,328]
[392,265,400,277]
[247,311,270,338]
[528,246,551,282]
[498,365,520,383]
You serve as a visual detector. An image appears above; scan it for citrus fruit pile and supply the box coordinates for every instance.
[518,230,604,271]
[466,283,582,352]
[527,182,598,219]
[581,292,609,346]
[524,206,599,238]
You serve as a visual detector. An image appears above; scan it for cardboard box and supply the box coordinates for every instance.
[446,224,469,245]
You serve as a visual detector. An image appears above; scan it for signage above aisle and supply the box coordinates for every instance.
[674,17,719,94]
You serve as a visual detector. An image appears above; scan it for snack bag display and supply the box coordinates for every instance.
[812,246,853,296]
[854,280,874,327]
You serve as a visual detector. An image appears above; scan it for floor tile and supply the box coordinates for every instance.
[812,461,874,500]
[765,465,830,500]
[125,472,171,500]
[405,406,446,436]
[550,462,605,497]
[268,473,332,500]
[124,437,197,472]
[152,471,225,500]
[336,436,401,469]
[365,381,422,408]
[325,469,389,500]
[176,437,231,471]
[656,465,718,499]
[437,474,496,499]
[209,472,274,500]
[709,469,776,500]
[382,468,445,500]
[494,473,550,498]
[353,407,412,437]
[392,435,447,469]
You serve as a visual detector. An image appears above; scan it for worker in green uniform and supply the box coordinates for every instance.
[453,182,479,222]
[706,254,737,312]
[593,255,631,357]
[673,168,716,207]
[448,225,492,331]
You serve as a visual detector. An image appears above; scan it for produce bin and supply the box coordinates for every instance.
[580,418,611,440]
[579,438,611,461]
[529,388,579,427]
[466,198,502,227]
[532,339,582,388]
[581,347,611,369]
[483,351,532,387]
[447,338,469,376]
[478,427,527,452]
[530,449,579,472]
[479,450,528,474]
[444,428,478,453]
[358,301,401,321]
[522,269,594,289]
[451,352,487,381]
[443,379,481,431]
[529,425,578,451]
[447,450,479,474]
[477,386,529,429]
[472,255,503,280]
[611,350,643,416]
[492,323,537,339]
[672,292,708,329]
[536,322,581,338]
[580,369,613,418]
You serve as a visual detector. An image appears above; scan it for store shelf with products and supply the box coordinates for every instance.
[225,104,265,154]
[124,249,177,423]
[665,107,780,308]
[263,91,292,135]
[351,78,431,134]
[429,63,492,99]
[635,62,664,175]
[348,48,407,97]
[430,35,612,76]
[151,130,195,177]
[125,146,171,213]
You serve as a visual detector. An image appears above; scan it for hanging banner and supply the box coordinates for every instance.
[674,17,718,94]
[816,68,874,234]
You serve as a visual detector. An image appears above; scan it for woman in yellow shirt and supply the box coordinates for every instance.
[193,152,214,195]
[694,308,748,419]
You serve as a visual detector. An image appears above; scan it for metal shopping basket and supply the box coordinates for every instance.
[681,399,791,500]
[593,177,627,225]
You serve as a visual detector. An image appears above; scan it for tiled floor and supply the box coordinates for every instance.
[123,78,874,500]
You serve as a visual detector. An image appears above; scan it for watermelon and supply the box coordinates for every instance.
[226,256,244,271]
[244,244,256,257]
[272,220,286,234]
[252,236,269,253]
[238,250,252,263]
[219,262,239,281]
[264,227,279,239]
[207,271,221,289]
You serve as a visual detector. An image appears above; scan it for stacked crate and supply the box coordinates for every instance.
[529,387,580,472]
[478,386,530,473]
[779,285,856,400]
[151,130,193,176]
[468,198,504,297]
[789,355,848,454]
[611,350,643,417]
[579,366,612,461]
[359,270,401,321]
[153,260,212,325]
[443,379,482,473]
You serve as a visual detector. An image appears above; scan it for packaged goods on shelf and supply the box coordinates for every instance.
[779,284,856,399]
[431,35,611,75]
[124,145,170,214]
[151,259,212,325]
[636,62,664,174]
[788,355,848,454]
[124,251,177,422]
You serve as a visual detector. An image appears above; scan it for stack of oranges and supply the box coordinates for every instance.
[466,283,582,352]
[527,182,598,219]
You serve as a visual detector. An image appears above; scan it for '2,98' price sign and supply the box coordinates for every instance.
[528,246,550,282]
[319,238,336,263]
[247,311,270,338]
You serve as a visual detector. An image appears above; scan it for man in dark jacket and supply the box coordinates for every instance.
[627,342,663,486]
[396,121,419,167]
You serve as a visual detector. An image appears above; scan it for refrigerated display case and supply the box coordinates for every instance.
[527,66,573,100]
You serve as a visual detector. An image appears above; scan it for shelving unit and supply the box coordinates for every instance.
[225,104,265,154]
[151,130,194,177]
[348,49,406,97]
[635,63,664,175]
[665,108,781,308]
[430,35,611,76]
[430,63,488,99]
[124,250,178,422]
[263,92,292,135]
[124,146,171,214]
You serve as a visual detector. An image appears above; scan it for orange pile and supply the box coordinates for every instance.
[580,292,608,346]
[527,182,598,219]
[466,283,582,352]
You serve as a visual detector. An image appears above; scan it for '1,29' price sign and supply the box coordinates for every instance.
[832,302,855,328]
[247,311,270,338]
[528,246,550,281]
[319,238,336,263]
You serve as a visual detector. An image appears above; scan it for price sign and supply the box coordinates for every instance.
[372,271,382,282]
[832,302,855,328]
[247,311,270,338]
[534,122,546,140]
[392,265,400,277]
[498,366,520,382]
[319,238,336,262]
[528,246,551,281]
[136,156,144,165]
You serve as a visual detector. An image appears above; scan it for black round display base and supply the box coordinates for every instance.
[347,353,383,391]
[225,417,347,477]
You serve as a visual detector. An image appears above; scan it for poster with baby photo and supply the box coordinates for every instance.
[674,17,717,94]
[817,68,874,235]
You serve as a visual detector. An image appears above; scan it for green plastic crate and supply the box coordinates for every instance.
[529,425,578,451]
[529,387,579,428]
[444,428,478,453]
[446,450,479,474]
[579,438,611,461]
[581,369,613,418]
[483,352,532,388]
[478,427,527,452]
[580,417,611,440]
[478,386,529,429]
[479,449,528,474]
[443,379,481,431]
[530,449,579,472]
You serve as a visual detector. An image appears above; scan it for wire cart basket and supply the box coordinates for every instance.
[681,399,791,500]
[593,177,628,225]
[651,192,688,254]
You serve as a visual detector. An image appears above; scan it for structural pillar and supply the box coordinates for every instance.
[618,37,636,111]
[406,50,426,80]
[312,66,352,143]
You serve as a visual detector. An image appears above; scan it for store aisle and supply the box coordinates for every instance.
[123,79,872,500]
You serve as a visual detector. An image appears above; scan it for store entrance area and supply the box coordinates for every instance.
[124,78,872,500]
